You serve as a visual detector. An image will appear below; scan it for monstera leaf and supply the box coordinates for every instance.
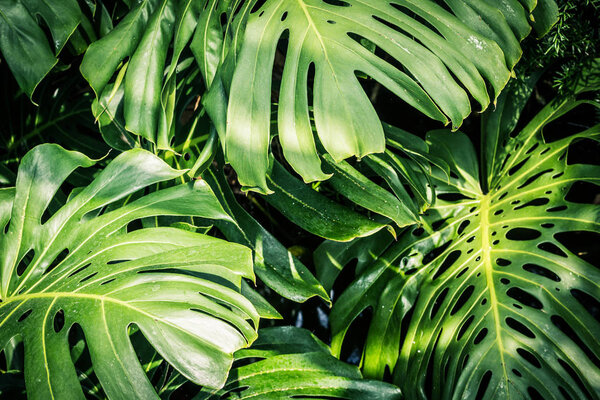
[197,326,403,399]
[0,0,82,98]
[0,144,260,398]
[81,0,212,150]
[325,84,600,399]
[213,0,558,193]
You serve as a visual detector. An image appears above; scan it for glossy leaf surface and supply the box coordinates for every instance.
[328,88,600,399]
[218,0,558,192]
[0,145,259,399]
[198,326,403,399]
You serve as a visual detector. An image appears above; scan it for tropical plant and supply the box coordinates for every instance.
[209,0,560,193]
[197,326,403,399]
[2,0,599,399]
[0,144,259,398]
[323,80,600,399]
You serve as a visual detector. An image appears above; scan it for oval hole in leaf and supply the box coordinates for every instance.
[475,370,492,400]
[557,357,596,400]
[430,288,449,319]
[522,263,560,282]
[505,317,535,339]
[18,310,33,322]
[473,328,488,345]
[517,348,541,368]
[451,285,474,315]
[513,198,549,210]
[433,250,461,280]
[506,287,543,309]
[506,227,541,241]
[552,315,600,369]
[16,249,35,276]
[571,289,600,323]
[556,230,600,268]
[456,315,474,341]
[53,310,65,333]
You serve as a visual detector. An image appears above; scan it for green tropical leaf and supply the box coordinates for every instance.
[0,144,260,398]
[80,0,215,150]
[203,164,329,304]
[263,159,389,241]
[213,0,558,192]
[328,85,600,399]
[197,326,403,399]
[0,0,82,99]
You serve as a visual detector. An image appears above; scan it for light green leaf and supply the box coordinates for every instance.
[328,87,600,399]
[0,144,259,398]
[204,165,329,304]
[197,327,403,400]
[217,0,557,192]
[264,160,387,241]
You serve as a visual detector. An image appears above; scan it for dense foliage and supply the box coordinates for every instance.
[0,0,598,399]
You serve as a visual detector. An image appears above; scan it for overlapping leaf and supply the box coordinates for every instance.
[0,0,82,98]
[197,326,403,399]
[213,0,558,192]
[81,0,209,149]
[0,144,260,399]
[327,85,600,399]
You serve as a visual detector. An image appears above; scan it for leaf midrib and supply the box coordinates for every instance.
[480,194,510,396]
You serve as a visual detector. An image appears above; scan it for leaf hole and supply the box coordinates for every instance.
[281,11,288,21]
[571,289,600,323]
[430,288,449,319]
[513,197,550,210]
[506,317,535,339]
[527,386,545,399]
[68,263,91,278]
[517,169,553,190]
[79,272,98,283]
[517,348,541,368]
[18,310,32,322]
[556,231,600,268]
[457,315,474,341]
[566,181,600,204]
[16,249,35,276]
[456,267,469,279]
[457,220,470,235]
[45,249,69,275]
[423,241,453,265]
[496,258,511,266]
[473,328,488,345]
[500,278,510,285]
[508,157,531,176]
[522,263,560,282]
[525,143,539,155]
[546,205,567,212]
[433,250,461,280]
[507,287,543,309]
[53,310,65,333]
[323,0,351,6]
[451,285,474,315]
[506,227,541,241]
[537,241,567,257]
[557,357,597,399]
